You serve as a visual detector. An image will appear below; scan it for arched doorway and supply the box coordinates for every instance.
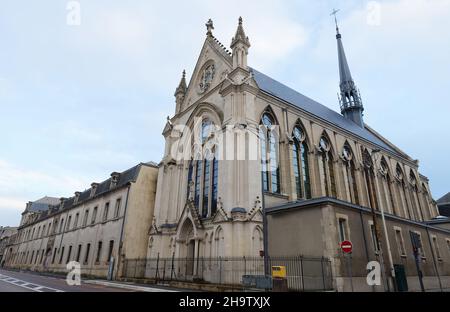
[178,218,195,276]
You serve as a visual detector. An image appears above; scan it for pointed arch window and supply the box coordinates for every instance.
[292,125,311,199]
[422,184,433,219]
[380,159,398,216]
[260,112,280,194]
[187,118,219,218]
[396,165,412,220]
[319,136,336,198]
[342,145,359,205]
[409,171,423,221]
[363,150,378,210]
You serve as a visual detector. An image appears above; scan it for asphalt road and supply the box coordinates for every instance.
[0,269,132,292]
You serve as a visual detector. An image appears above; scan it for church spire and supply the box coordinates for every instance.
[332,10,364,128]
[231,17,250,69]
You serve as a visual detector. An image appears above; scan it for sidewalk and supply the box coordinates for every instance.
[83,279,186,292]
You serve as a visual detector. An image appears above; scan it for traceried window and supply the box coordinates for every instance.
[292,125,311,199]
[319,136,336,197]
[409,171,423,221]
[342,144,359,205]
[380,159,398,216]
[363,150,378,210]
[260,112,280,194]
[396,165,412,220]
[187,118,219,219]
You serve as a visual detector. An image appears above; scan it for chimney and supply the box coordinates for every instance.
[59,197,66,209]
[26,201,33,211]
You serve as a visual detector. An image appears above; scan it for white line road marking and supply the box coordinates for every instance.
[0,273,64,292]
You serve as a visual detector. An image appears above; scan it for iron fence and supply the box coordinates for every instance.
[123,256,333,291]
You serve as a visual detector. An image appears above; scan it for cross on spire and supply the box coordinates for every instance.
[330,8,340,35]
[206,18,214,36]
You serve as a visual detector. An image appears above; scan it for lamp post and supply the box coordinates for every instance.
[239,122,270,276]
[370,149,396,291]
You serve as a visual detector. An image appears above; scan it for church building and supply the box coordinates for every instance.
[148,17,450,291]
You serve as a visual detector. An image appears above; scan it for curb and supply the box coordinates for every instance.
[83,280,179,292]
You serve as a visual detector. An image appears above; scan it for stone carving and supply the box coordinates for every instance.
[199,64,215,94]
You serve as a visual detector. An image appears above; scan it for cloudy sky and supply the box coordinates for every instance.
[1,0,449,226]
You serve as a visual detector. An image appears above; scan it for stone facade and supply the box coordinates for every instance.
[3,163,158,278]
[0,227,17,266]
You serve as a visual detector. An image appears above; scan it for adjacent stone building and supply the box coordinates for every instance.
[0,226,17,266]
[3,163,158,278]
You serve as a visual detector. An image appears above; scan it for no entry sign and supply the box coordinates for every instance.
[341,240,353,254]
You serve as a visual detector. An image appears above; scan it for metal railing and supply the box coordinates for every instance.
[123,255,333,291]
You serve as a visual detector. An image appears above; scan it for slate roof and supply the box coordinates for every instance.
[251,68,401,157]
[437,192,450,205]
[20,162,156,228]
[27,197,60,213]
[57,163,143,212]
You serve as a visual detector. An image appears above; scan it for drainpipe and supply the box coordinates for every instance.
[116,184,131,280]
[359,210,370,263]
[425,227,443,292]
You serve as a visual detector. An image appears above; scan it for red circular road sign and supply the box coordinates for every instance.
[340,241,353,254]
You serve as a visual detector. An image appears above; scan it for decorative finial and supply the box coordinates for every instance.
[239,16,243,25]
[206,18,214,36]
[331,8,340,35]
[182,69,186,79]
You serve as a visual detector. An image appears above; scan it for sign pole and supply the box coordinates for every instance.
[341,241,354,292]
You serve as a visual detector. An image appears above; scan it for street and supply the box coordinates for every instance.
[0,269,132,292]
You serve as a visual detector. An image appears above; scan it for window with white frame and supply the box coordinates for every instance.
[337,216,349,243]
[394,227,406,257]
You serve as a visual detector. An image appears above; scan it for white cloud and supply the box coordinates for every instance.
[0,159,89,203]
[0,197,27,212]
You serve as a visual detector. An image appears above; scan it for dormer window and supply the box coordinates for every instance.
[90,183,99,197]
[110,172,120,189]
[74,192,81,204]
[59,198,66,210]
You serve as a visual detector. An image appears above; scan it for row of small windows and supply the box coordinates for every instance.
[337,217,450,261]
[20,198,122,242]
[12,240,115,266]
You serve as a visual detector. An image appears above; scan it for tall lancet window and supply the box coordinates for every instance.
[260,112,280,194]
[380,159,397,216]
[342,145,359,205]
[292,126,311,199]
[319,136,336,198]
[363,150,378,210]
[188,118,219,218]
[396,165,412,220]
[409,171,423,221]
[422,184,433,219]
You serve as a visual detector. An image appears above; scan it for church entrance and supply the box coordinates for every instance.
[186,239,195,276]
[178,218,197,278]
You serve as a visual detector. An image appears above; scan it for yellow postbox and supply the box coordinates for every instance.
[271,266,286,279]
